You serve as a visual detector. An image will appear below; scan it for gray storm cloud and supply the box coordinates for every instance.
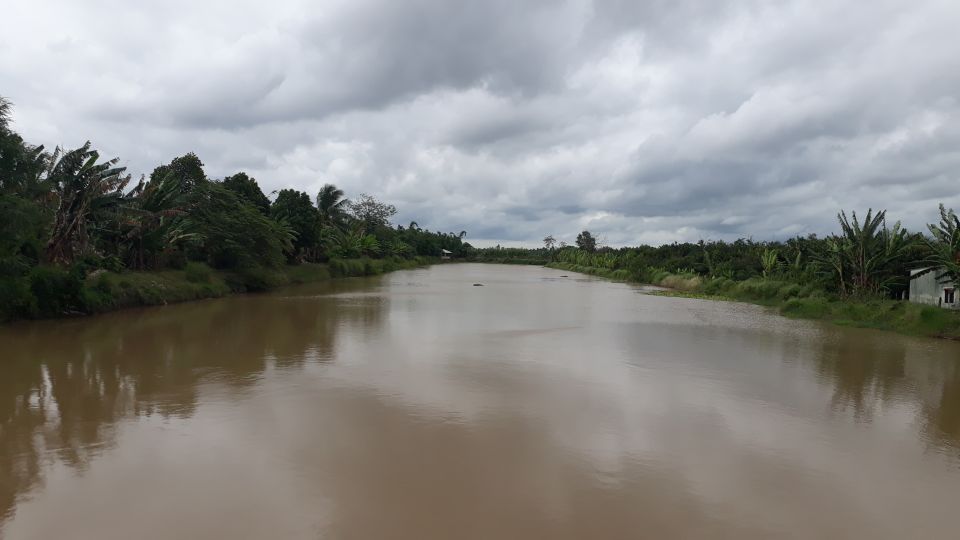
[1,0,958,246]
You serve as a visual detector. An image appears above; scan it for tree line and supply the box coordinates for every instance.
[476,207,960,300]
[0,96,471,319]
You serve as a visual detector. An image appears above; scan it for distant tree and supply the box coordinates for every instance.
[316,183,349,228]
[271,189,320,260]
[222,172,270,214]
[575,230,596,252]
[149,153,206,194]
[543,235,556,250]
[0,96,9,131]
[347,193,397,229]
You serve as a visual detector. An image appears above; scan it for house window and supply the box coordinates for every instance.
[945,288,955,304]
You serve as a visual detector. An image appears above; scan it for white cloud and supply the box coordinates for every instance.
[2,0,959,246]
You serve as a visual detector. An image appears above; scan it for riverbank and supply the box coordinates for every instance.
[1,257,436,323]
[546,262,960,340]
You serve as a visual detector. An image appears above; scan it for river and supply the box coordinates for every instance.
[1,263,959,539]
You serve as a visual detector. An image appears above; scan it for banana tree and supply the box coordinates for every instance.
[760,248,779,278]
[817,209,913,297]
[916,204,960,285]
[122,172,195,269]
[44,143,130,265]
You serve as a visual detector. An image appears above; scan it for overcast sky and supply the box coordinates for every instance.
[2,0,959,247]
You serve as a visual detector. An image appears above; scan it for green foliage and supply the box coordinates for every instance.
[0,274,37,320]
[44,142,131,264]
[271,189,321,261]
[781,297,831,319]
[316,183,349,228]
[184,262,212,283]
[815,209,912,298]
[149,152,206,193]
[0,194,47,262]
[327,257,368,277]
[918,204,960,285]
[760,248,779,278]
[222,172,270,214]
[189,182,291,269]
[575,230,597,252]
[347,193,396,229]
[232,266,288,292]
[28,265,84,317]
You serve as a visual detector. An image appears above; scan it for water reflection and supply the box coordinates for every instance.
[0,277,388,523]
[811,327,960,452]
[1,265,959,538]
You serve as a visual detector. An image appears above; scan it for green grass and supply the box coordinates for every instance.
[1,257,437,323]
[551,262,960,340]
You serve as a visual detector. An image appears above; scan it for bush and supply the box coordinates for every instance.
[659,274,702,291]
[28,266,83,317]
[781,298,830,319]
[777,283,802,300]
[235,266,286,292]
[80,273,117,313]
[184,262,212,283]
[0,276,37,320]
[328,258,366,277]
[702,277,734,295]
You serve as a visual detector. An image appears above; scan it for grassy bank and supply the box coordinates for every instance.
[546,262,960,340]
[1,257,436,323]
[473,257,548,265]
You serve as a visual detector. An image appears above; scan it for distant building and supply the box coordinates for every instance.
[909,268,958,309]
[441,249,452,260]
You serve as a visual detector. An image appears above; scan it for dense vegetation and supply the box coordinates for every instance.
[0,97,470,321]
[474,208,960,338]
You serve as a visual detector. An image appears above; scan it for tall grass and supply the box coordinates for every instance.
[549,261,960,339]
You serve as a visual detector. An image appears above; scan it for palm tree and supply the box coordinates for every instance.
[916,204,960,285]
[122,172,195,269]
[316,183,348,228]
[44,142,130,265]
[816,209,912,297]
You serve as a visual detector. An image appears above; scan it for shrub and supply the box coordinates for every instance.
[184,262,212,283]
[0,276,37,320]
[80,273,117,313]
[702,277,734,295]
[777,283,802,300]
[28,266,83,317]
[781,298,830,319]
[659,274,702,291]
[328,258,366,277]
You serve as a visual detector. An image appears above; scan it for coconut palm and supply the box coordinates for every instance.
[316,183,349,228]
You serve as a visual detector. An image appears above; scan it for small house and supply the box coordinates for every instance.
[909,268,959,309]
[440,249,452,260]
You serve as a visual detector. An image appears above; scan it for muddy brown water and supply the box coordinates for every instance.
[1,264,959,539]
